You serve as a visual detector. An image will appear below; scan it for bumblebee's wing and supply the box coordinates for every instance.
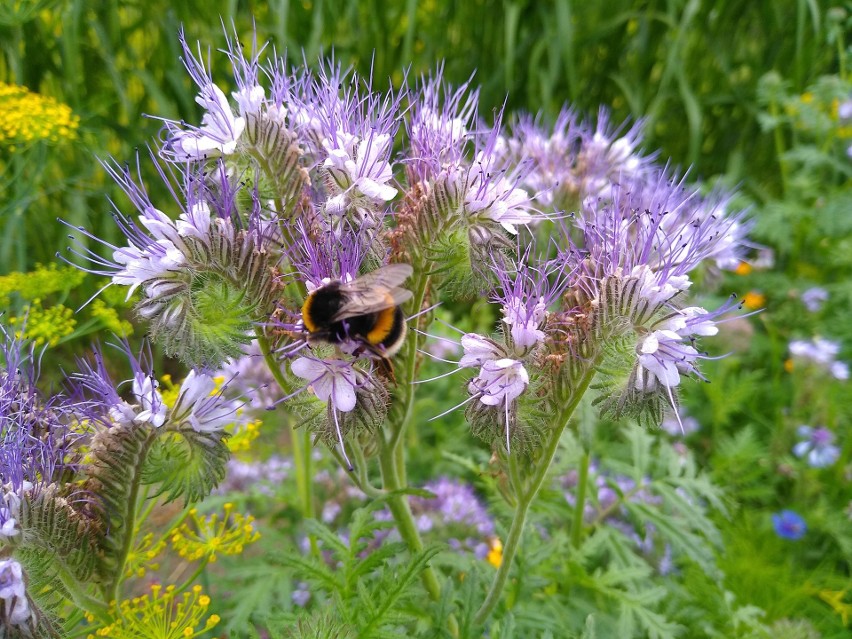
[332,264,414,321]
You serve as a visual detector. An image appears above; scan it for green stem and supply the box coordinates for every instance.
[173,558,211,595]
[570,451,591,548]
[474,368,596,626]
[54,560,110,623]
[768,97,789,196]
[256,331,317,554]
[378,445,457,636]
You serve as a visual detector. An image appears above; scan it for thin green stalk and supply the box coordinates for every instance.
[474,368,596,625]
[256,331,317,554]
[768,97,789,195]
[173,557,211,595]
[570,451,591,548]
[378,447,440,600]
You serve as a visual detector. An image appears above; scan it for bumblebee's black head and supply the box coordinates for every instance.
[301,282,345,333]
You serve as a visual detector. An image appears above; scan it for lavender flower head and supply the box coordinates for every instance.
[1,329,79,540]
[792,426,840,468]
[789,337,849,381]
[801,287,829,312]
[71,341,245,435]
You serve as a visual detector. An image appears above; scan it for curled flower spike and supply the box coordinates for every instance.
[64,155,280,368]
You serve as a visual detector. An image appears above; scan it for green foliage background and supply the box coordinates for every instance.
[1,0,850,637]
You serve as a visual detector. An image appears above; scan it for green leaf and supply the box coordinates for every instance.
[141,426,229,503]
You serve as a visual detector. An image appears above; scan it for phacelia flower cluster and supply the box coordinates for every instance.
[66,26,752,465]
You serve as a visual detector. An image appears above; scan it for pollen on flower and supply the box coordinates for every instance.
[171,505,261,562]
[0,82,79,146]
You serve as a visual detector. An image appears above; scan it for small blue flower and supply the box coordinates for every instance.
[772,510,807,540]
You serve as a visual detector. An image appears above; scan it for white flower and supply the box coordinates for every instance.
[168,83,246,161]
[322,133,398,210]
[470,358,530,406]
[502,297,547,349]
[113,372,166,428]
[459,334,503,368]
[630,265,692,307]
[232,84,265,116]
[635,330,699,391]
[465,170,532,235]
[291,357,359,412]
[171,370,240,433]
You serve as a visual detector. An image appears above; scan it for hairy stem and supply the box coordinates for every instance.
[256,331,316,553]
[474,368,596,625]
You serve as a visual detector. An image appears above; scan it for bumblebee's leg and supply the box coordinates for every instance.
[376,355,397,384]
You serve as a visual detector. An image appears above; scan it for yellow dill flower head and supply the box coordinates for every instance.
[90,298,133,337]
[7,299,76,346]
[171,503,261,563]
[0,82,79,147]
[227,419,261,454]
[86,584,220,639]
[124,531,167,579]
[0,262,85,306]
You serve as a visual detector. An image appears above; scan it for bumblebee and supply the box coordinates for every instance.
[300,264,413,365]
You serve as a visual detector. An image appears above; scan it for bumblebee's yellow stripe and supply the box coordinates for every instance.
[367,306,397,345]
[301,294,318,333]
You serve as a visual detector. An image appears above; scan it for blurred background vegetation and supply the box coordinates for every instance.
[1,1,850,636]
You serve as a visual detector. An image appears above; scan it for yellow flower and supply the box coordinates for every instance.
[0,262,85,306]
[90,299,133,337]
[0,82,79,147]
[7,299,76,346]
[742,291,765,310]
[734,261,752,276]
[171,503,261,563]
[85,584,219,639]
[227,419,261,454]
[123,532,167,579]
[486,537,503,568]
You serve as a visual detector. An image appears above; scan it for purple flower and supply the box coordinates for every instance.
[0,559,30,626]
[772,510,807,540]
[71,341,243,434]
[291,582,311,607]
[792,426,840,468]
[410,478,495,538]
[290,357,359,413]
[492,249,570,353]
[801,287,828,312]
[789,337,848,380]
[1,329,80,537]
[661,409,700,437]
[159,29,257,162]
[406,66,479,183]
